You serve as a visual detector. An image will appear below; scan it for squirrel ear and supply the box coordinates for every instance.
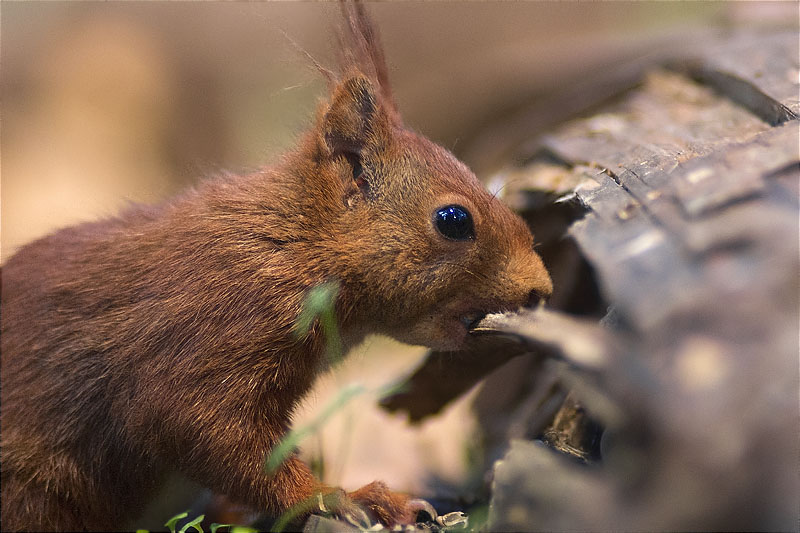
[322,74,378,155]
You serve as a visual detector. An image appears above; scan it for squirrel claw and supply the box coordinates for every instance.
[318,489,373,529]
[407,498,438,522]
[342,509,373,530]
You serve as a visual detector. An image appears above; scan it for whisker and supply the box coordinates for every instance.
[439,262,493,284]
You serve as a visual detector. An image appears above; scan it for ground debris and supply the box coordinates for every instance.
[302,511,469,533]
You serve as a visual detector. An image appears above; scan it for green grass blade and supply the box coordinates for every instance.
[178,514,204,533]
[165,511,189,533]
[264,383,366,475]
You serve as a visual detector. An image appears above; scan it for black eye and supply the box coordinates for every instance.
[434,205,475,241]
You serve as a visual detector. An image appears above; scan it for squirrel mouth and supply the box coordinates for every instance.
[460,312,487,332]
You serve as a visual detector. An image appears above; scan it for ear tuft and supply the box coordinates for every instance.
[323,74,377,155]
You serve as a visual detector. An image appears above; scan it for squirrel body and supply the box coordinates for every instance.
[1,4,551,531]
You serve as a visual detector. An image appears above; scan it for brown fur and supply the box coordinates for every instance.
[0,3,551,531]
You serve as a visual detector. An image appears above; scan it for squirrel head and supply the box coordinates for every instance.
[294,69,551,351]
[281,3,551,351]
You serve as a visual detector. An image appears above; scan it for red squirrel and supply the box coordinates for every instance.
[1,3,552,531]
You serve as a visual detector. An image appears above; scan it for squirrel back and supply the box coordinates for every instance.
[0,3,551,531]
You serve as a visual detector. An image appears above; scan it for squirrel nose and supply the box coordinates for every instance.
[525,288,548,309]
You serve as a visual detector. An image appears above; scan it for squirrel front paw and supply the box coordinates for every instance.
[313,481,436,528]
[346,481,437,527]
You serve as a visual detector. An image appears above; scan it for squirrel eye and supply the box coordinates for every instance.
[434,205,475,241]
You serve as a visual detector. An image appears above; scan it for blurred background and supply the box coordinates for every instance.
[2,1,795,526]
[6,1,763,260]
